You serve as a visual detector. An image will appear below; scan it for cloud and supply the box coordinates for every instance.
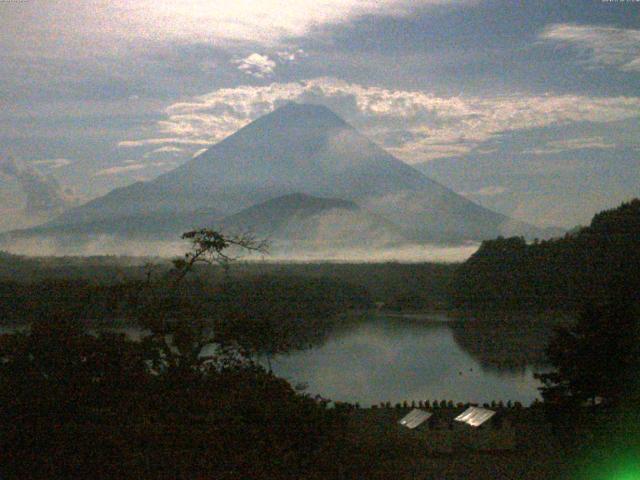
[122,77,640,164]
[473,147,498,155]
[93,163,147,177]
[522,136,617,155]
[117,138,212,148]
[1,0,469,59]
[151,146,183,154]
[233,53,277,78]
[31,158,73,169]
[541,23,640,72]
[275,49,306,62]
[460,186,507,197]
[143,146,184,158]
[231,49,306,78]
[192,148,209,158]
[94,158,180,177]
[0,156,76,216]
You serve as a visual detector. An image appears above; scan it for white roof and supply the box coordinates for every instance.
[454,407,496,427]
[398,409,432,429]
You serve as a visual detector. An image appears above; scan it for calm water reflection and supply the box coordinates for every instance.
[0,315,549,407]
[270,315,544,407]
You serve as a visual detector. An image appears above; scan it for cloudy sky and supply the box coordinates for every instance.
[1,0,639,230]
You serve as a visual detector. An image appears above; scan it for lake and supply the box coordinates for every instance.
[0,313,553,408]
[268,314,549,407]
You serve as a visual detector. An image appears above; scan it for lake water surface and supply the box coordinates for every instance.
[269,315,545,407]
[1,314,549,407]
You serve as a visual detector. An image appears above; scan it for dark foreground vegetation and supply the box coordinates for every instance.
[0,230,356,479]
[0,253,455,315]
[1,200,640,478]
[452,199,640,312]
[0,315,344,479]
[1,305,638,479]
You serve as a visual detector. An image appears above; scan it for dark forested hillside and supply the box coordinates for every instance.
[0,253,457,313]
[0,275,370,327]
[451,199,640,311]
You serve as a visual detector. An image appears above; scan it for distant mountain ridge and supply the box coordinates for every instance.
[48,103,447,223]
[7,208,221,239]
[218,193,407,247]
[4,102,560,251]
[219,193,359,234]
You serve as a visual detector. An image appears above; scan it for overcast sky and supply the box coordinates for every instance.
[1,0,639,230]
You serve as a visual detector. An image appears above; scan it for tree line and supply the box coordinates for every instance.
[451,199,640,312]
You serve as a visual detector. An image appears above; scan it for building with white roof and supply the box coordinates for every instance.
[398,408,432,430]
[454,407,496,427]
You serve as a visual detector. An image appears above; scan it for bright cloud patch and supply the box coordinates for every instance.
[94,164,147,177]
[460,186,508,197]
[0,156,76,216]
[121,77,640,163]
[522,136,617,155]
[151,146,183,154]
[118,138,212,148]
[3,0,465,58]
[192,148,208,158]
[31,158,73,169]
[276,49,306,62]
[233,54,277,78]
[143,146,184,159]
[541,23,640,72]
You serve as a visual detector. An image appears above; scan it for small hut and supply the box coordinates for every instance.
[398,409,453,453]
[455,406,496,427]
[453,406,515,451]
[398,408,432,429]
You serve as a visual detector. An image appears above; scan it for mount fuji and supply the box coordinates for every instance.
[4,103,560,253]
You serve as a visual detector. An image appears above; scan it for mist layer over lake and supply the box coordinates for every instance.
[1,236,478,263]
[269,315,545,407]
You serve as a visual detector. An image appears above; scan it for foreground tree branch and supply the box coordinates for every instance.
[170,229,269,285]
[137,229,269,374]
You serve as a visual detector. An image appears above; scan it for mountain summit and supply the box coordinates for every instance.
[13,103,556,248]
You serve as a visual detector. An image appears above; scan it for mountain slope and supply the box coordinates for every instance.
[217,193,406,248]
[17,102,555,245]
[414,147,640,230]
[7,207,221,239]
[49,103,443,223]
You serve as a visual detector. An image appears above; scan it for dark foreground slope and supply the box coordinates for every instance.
[451,199,640,311]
